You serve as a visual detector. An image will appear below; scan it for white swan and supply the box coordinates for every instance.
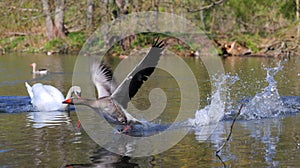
[25,82,81,111]
[30,62,48,74]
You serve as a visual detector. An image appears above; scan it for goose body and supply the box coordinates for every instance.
[63,38,165,130]
[25,82,81,111]
[64,96,140,125]
[30,62,48,74]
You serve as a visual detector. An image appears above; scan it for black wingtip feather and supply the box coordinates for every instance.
[99,64,114,81]
[111,36,166,108]
[152,37,165,49]
[92,61,114,82]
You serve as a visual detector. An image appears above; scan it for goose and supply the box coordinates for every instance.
[63,37,165,132]
[30,62,48,74]
[25,82,81,111]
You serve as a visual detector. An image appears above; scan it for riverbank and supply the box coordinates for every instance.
[1,29,300,59]
[2,25,300,58]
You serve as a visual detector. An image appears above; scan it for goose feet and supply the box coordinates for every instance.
[116,125,132,134]
[122,125,131,132]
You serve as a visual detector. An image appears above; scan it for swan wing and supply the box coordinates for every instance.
[90,61,116,98]
[43,85,65,102]
[43,84,66,110]
[111,37,165,108]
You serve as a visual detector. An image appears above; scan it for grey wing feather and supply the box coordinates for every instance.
[111,37,165,108]
[90,61,116,98]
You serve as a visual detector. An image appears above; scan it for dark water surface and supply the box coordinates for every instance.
[0,52,299,167]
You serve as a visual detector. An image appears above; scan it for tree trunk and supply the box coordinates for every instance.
[210,8,216,33]
[86,0,94,30]
[297,0,300,20]
[54,0,66,39]
[41,0,55,40]
[133,0,139,12]
[99,0,110,48]
[115,0,129,15]
[296,0,300,38]
[115,0,122,16]
[199,1,206,31]
[152,0,158,11]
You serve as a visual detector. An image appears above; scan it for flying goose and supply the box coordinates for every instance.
[63,37,165,132]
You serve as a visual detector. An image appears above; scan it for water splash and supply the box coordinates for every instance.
[240,62,286,120]
[0,96,35,113]
[189,74,239,126]
[184,74,239,142]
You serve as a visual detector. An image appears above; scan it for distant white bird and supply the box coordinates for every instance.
[30,62,48,74]
[25,82,81,111]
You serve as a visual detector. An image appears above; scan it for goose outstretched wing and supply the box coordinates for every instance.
[111,37,165,108]
[90,61,116,98]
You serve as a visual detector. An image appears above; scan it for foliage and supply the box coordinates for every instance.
[67,32,86,49]
[173,44,186,51]
[0,0,299,54]
[1,36,25,51]
[234,34,261,53]
[279,1,296,20]
[44,38,65,51]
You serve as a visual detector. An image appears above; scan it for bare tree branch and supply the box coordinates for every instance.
[215,104,244,167]
[0,5,40,12]
[216,104,244,154]
[187,0,226,13]
[86,0,94,29]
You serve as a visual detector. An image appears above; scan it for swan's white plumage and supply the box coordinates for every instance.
[25,82,33,99]
[25,82,81,111]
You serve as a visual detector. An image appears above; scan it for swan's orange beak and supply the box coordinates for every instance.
[30,64,33,66]
[62,99,73,104]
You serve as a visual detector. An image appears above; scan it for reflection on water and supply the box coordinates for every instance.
[0,53,300,167]
[243,119,281,167]
[65,147,139,168]
[26,111,71,128]
[206,118,283,167]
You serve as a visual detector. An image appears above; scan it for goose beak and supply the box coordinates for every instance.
[62,99,73,105]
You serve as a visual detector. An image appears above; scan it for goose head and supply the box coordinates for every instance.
[30,62,37,69]
[71,86,81,98]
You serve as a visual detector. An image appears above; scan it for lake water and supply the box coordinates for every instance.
[0,52,299,167]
